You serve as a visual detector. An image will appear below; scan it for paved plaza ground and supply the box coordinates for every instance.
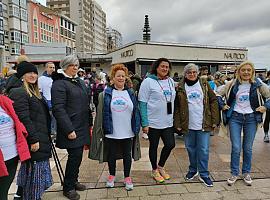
[8,127,270,199]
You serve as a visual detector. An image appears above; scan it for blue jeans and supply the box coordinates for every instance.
[229,111,257,176]
[184,130,210,177]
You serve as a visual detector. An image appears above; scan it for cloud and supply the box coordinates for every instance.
[37,0,270,68]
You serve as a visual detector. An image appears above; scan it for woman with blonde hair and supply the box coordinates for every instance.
[9,61,52,200]
[217,60,270,186]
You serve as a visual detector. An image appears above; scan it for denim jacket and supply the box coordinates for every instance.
[103,86,141,135]
[217,78,270,124]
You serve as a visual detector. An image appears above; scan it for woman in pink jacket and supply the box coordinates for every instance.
[0,95,30,200]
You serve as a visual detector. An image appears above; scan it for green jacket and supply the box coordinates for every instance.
[89,92,141,163]
[174,78,220,134]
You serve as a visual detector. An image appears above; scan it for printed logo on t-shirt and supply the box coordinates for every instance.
[236,90,250,108]
[0,115,12,125]
[187,89,203,104]
[111,96,129,112]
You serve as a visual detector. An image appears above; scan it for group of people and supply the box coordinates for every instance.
[0,55,269,200]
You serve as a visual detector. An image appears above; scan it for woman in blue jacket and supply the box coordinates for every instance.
[102,64,140,191]
[217,60,270,186]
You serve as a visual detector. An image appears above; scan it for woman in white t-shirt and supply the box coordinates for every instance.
[138,58,176,183]
[101,64,141,191]
[217,61,270,186]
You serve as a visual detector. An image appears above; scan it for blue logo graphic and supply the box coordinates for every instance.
[239,95,249,102]
[163,90,172,96]
[0,115,12,125]
[113,99,126,106]
[188,92,201,100]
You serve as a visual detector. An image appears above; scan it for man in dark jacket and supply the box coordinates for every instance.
[51,55,93,200]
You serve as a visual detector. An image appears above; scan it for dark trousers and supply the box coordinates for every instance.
[106,137,133,177]
[263,110,270,133]
[148,127,175,170]
[63,146,84,192]
[0,156,18,200]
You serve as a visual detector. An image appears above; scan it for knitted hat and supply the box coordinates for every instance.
[16,61,38,79]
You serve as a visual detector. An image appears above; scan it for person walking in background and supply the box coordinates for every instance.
[92,76,105,110]
[52,55,93,200]
[174,63,219,187]
[90,64,141,191]
[138,58,176,183]
[38,62,56,138]
[9,61,53,200]
[263,70,270,143]
[0,95,30,200]
[217,61,270,186]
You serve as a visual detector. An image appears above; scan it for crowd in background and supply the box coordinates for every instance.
[0,55,270,200]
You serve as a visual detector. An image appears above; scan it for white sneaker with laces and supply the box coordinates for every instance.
[142,133,148,139]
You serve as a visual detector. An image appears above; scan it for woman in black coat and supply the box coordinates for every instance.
[9,61,52,200]
[51,55,93,200]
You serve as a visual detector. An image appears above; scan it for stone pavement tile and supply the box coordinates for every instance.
[252,179,270,188]
[146,185,168,195]
[42,191,67,200]
[257,187,270,195]
[185,182,213,193]
[127,186,148,197]
[118,197,140,200]
[85,188,108,199]
[160,194,183,200]
[219,190,246,200]
[211,171,231,181]
[139,196,162,200]
[238,188,270,199]
[165,184,188,194]
[180,192,222,200]
[131,161,152,171]
[107,187,128,198]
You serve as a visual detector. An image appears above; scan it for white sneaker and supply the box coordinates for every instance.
[227,175,238,186]
[243,173,252,186]
[142,133,148,139]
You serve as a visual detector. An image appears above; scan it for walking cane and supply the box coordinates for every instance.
[49,136,65,186]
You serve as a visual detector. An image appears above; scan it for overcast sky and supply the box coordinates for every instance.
[38,0,270,68]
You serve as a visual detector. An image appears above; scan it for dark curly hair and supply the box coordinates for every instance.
[150,58,172,76]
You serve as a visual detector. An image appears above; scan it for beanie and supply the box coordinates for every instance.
[16,61,38,79]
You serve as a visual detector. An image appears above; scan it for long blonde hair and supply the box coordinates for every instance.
[236,60,256,83]
[23,80,42,99]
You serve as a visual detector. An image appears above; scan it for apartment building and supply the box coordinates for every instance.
[47,0,106,53]
[106,26,122,52]
[28,0,76,54]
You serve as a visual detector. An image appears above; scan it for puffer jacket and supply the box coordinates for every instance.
[51,72,92,149]
[174,78,220,134]
[9,87,51,162]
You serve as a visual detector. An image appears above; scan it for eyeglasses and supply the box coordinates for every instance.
[186,71,197,75]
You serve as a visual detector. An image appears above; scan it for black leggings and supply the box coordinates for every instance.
[0,156,18,200]
[148,127,175,170]
[264,110,270,133]
[106,137,133,177]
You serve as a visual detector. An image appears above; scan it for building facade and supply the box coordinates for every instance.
[0,1,4,70]
[47,0,106,54]
[28,0,76,54]
[106,26,122,52]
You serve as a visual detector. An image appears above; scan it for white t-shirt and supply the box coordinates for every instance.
[234,83,253,114]
[105,89,135,139]
[138,77,176,129]
[185,81,204,130]
[0,107,17,161]
[38,75,53,101]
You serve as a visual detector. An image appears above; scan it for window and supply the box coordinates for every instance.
[0,19,3,31]
[0,4,3,17]
[34,32,38,39]
[22,34,28,43]
[5,45,9,51]
[4,31,9,39]
[20,9,27,21]
[10,31,21,42]
[33,18,37,26]
[0,34,4,46]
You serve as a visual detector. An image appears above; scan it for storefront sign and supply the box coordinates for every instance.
[121,49,133,58]
[224,52,245,60]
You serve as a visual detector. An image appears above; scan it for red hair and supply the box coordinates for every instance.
[110,63,128,79]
